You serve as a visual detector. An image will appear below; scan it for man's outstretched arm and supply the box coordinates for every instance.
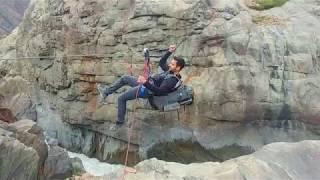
[159,45,176,72]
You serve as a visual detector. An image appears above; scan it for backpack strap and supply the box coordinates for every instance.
[164,73,182,91]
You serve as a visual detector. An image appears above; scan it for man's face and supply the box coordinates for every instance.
[168,59,181,72]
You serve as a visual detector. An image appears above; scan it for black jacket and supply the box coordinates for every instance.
[143,51,180,96]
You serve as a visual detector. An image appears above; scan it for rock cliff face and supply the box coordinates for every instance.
[0,0,30,36]
[0,0,320,164]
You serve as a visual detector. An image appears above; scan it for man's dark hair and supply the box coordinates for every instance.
[173,56,185,70]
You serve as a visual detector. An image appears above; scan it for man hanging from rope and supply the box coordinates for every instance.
[97,44,185,130]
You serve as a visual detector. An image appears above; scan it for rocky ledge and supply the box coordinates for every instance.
[73,140,320,180]
[1,119,320,180]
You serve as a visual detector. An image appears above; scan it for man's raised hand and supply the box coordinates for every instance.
[169,44,176,53]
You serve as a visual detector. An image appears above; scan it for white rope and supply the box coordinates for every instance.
[0,54,110,61]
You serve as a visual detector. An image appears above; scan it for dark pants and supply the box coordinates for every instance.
[108,75,149,124]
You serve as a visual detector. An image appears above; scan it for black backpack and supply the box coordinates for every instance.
[148,84,194,112]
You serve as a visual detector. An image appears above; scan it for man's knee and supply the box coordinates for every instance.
[120,75,131,81]
[118,89,136,102]
[118,75,130,85]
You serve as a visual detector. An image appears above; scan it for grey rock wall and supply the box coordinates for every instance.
[0,0,320,164]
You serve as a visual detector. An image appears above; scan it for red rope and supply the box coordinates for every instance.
[121,85,140,179]
[143,61,150,78]
[120,55,150,179]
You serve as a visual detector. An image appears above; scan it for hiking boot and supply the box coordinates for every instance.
[97,84,110,103]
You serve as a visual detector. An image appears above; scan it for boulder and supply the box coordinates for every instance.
[0,136,39,180]
[129,140,320,179]
[9,119,49,177]
[0,120,78,179]
[0,107,17,123]
[43,145,73,179]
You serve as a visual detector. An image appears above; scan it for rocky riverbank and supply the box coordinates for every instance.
[2,122,320,180]
[72,140,320,180]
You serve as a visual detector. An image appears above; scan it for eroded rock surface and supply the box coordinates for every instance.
[0,0,320,164]
[72,140,320,180]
